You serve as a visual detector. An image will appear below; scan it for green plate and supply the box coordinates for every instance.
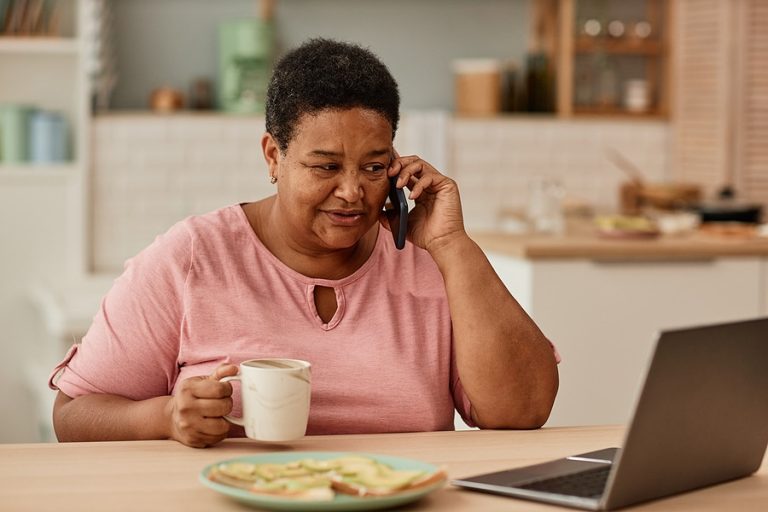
[199,451,446,511]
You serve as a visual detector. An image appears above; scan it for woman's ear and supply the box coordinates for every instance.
[261,132,281,179]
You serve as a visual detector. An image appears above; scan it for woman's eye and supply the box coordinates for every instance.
[363,164,386,173]
[313,164,338,171]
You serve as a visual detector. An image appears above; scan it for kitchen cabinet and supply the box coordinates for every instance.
[554,0,670,118]
[474,232,767,427]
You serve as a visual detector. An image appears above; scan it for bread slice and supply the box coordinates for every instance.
[331,468,448,497]
[208,466,334,501]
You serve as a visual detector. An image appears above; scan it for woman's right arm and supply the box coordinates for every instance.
[53,364,238,448]
[51,222,205,444]
[53,392,172,442]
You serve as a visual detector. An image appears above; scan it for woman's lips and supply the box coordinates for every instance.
[324,210,365,226]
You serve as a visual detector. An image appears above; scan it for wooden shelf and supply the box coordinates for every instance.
[555,0,670,118]
[572,106,665,118]
[575,37,663,56]
[0,37,79,55]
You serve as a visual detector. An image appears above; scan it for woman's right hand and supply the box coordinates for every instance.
[165,364,238,448]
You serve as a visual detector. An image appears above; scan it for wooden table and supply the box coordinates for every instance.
[1,426,766,511]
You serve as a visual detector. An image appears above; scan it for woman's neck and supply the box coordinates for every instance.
[242,198,379,281]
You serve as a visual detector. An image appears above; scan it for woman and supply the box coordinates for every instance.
[50,39,559,448]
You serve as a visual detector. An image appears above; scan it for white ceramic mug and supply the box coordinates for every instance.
[219,358,311,442]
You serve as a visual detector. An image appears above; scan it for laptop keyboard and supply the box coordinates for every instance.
[519,465,611,499]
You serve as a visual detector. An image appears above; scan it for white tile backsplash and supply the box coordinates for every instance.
[92,115,271,272]
[91,113,670,271]
[451,117,670,230]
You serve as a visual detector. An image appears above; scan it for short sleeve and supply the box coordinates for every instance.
[49,221,193,400]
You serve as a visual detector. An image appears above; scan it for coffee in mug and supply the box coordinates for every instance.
[219,358,311,442]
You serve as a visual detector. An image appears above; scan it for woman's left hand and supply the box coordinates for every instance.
[387,152,467,254]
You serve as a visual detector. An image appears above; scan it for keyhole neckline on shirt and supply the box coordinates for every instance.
[307,284,345,330]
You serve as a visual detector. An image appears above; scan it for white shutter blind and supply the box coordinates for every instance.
[671,0,733,196]
[735,0,768,206]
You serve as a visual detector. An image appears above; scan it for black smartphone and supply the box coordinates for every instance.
[386,175,408,250]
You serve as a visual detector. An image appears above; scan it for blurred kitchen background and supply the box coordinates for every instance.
[1,0,766,442]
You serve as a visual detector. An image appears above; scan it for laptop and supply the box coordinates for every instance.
[452,317,768,510]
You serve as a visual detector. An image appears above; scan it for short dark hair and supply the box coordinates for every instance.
[265,38,400,152]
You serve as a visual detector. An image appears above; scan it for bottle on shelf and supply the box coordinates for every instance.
[623,79,650,113]
[524,52,555,113]
[596,54,618,110]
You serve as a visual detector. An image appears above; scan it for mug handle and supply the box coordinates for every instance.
[219,375,244,427]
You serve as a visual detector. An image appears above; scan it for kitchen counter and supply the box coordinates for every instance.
[470,229,768,261]
[469,226,768,428]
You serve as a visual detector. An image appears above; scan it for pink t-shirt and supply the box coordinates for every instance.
[50,205,474,434]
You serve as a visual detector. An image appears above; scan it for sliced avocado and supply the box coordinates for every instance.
[334,457,380,477]
[374,462,393,477]
[278,467,312,478]
[350,470,425,491]
[300,459,341,472]
[253,463,282,481]
[282,475,333,491]
[218,462,259,481]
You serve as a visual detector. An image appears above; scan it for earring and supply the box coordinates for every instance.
[270,176,277,184]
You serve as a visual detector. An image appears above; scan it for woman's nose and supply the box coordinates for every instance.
[333,171,364,203]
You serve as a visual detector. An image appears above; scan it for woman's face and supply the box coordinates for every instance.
[265,108,393,252]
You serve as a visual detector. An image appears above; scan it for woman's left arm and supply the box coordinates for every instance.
[390,154,559,429]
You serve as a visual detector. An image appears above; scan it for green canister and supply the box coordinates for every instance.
[218,19,274,113]
[0,104,34,163]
